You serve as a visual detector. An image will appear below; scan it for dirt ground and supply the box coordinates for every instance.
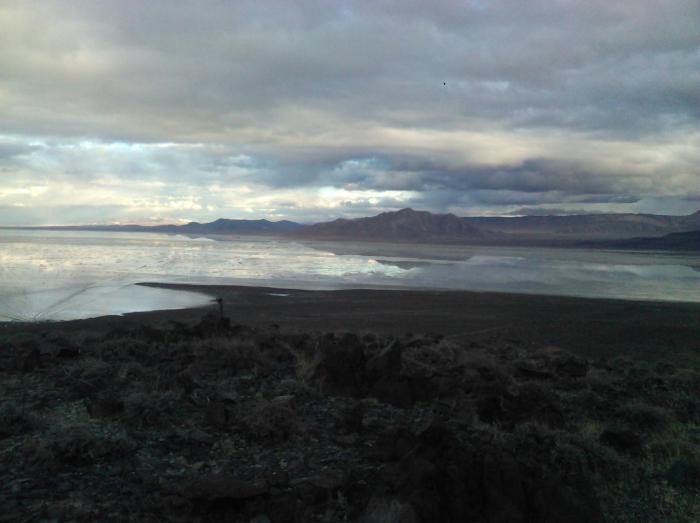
[6,284,699,368]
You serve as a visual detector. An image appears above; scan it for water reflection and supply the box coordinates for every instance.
[1,229,699,321]
[0,281,212,322]
[373,259,453,270]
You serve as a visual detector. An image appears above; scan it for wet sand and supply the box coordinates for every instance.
[4,283,700,367]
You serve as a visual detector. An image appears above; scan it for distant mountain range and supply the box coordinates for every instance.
[585,230,700,251]
[4,208,700,250]
[464,210,700,240]
[293,208,700,249]
[7,218,303,235]
[295,208,489,242]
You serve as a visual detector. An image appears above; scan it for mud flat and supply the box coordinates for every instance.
[8,283,699,367]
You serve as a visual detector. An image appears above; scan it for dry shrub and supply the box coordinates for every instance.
[288,334,331,385]
[0,402,43,438]
[237,398,300,443]
[273,378,314,398]
[616,402,672,433]
[117,360,151,383]
[96,338,152,362]
[401,341,459,378]
[189,337,271,377]
[24,425,134,471]
[458,349,514,387]
[123,390,180,428]
[64,358,114,395]
[533,346,566,359]
[666,455,700,488]
[585,367,619,393]
[510,422,622,478]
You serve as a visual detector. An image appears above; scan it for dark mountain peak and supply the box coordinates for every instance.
[206,218,274,225]
[379,207,460,221]
[169,217,303,234]
[385,207,446,218]
[299,208,486,242]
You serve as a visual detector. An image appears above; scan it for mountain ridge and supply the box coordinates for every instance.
[585,230,700,251]
[295,208,489,243]
[464,211,700,240]
[2,218,303,235]
[3,208,700,249]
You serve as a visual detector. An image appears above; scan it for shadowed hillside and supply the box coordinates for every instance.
[465,210,700,240]
[296,208,490,243]
[1,315,698,521]
[588,230,700,251]
[2,219,303,236]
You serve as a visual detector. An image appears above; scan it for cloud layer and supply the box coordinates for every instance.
[1,0,699,224]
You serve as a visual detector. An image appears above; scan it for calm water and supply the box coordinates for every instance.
[1,229,699,321]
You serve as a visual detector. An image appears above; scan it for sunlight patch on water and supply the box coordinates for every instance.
[1,229,699,320]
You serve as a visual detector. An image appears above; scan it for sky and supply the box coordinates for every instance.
[1,0,699,225]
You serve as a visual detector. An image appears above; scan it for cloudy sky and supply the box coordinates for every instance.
[1,0,699,225]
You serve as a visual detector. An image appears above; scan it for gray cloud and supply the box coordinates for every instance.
[0,0,699,224]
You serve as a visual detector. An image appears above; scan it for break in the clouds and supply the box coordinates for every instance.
[1,0,699,225]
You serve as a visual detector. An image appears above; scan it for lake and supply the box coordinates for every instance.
[1,229,699,321]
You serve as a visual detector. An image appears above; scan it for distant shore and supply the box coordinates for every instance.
[4,204,700,252]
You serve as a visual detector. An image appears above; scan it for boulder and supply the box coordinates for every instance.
[366,340,415,406]
[311,333,366,396]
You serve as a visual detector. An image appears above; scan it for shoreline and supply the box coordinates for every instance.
[4,225,699,253]
[5,283,700,368]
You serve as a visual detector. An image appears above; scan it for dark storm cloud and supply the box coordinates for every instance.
[0,0,699,223]
[320,156,643,195]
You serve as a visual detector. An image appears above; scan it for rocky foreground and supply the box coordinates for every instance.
[1,314,699,522]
